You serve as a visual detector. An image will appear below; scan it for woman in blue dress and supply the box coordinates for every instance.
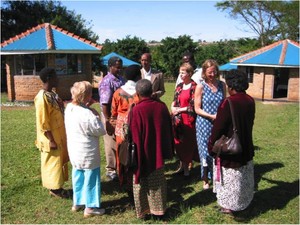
[194,59,226,190]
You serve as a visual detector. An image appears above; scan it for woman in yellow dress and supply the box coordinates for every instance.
[34,67,70,198]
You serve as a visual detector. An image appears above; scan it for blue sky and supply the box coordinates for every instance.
[61,0,256,43]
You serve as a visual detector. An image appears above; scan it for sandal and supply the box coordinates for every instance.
[203,182,210,190]
[72,205,85,212]
[219,207,234,215]
[49,189,70,199]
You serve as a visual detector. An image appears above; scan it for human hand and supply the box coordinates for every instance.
[171,107,180,115]
[106,121,115,136]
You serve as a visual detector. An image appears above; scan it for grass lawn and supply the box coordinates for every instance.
[1,82,299,224]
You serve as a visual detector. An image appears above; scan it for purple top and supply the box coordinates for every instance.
[98,72,125,106]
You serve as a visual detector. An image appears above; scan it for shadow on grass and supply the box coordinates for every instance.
[164,161,299,223]
[100,161,298,223]
[233,162,299,223]
[163,159,214,221]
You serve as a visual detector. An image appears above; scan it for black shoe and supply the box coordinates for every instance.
[49,188,71,199]
[106,173,118,181]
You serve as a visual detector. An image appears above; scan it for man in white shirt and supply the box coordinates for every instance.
[175,52,203,87]
[140,53,165,99]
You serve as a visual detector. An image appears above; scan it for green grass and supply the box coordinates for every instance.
[1,84,299,224]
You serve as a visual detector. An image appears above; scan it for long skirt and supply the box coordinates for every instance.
[213,160,254,211]
[133,168,167,218]
[41,149,68,190]
[72,167,101,208]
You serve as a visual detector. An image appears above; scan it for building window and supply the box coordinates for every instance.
[14,55,46,75]
[55,54,83,75]
[246,67,254,83]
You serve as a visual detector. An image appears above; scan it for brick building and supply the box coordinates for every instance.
[1,23,102,101]
[220,39,299,102]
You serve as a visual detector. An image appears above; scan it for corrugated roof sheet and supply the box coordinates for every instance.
[1,23,102,54]
[102,52,140,66]
[230,39,299,67]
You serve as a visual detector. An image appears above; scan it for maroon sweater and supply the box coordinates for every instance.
[130,97,174,184]
[208,92,255,168]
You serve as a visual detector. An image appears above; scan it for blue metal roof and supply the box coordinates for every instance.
[52,29,100,51]
[102,52,140,67]
[1,23,102,54]
[1,29,48,51]
[230,39,299,67]
[219,63,237,71]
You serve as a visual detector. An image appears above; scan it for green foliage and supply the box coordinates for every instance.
[216,1,299,46]
[1,0,99,42]
[101,36,149,63]
[195,38,260,66]
[1,87,299,224]
[158,35,197,78]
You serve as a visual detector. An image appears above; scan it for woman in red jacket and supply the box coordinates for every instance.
[208,69,255,215]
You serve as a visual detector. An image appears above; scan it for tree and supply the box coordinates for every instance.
[158,35,197,78]
[1,0,99,43]
[216,1,299,46]
[195,38,260,67]
[101,36,149,63]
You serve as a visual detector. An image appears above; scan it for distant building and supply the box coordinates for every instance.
[219,39,299,102]
[1,23,102,101]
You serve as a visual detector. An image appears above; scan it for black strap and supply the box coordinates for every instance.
[127,103,135,140]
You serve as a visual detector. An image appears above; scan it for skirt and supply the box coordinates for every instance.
[213,160,254,211]
[133,168,167,218]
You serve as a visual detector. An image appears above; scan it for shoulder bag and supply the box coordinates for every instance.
[212,98,242,155]
[118,104,137,168]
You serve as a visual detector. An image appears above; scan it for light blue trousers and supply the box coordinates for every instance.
[72,167,101,208]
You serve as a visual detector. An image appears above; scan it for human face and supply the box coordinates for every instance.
[179,68,191,82]
[182,56,191,63]
[141,54,151,70]
[205,66,217,81]
[110,61,123,75]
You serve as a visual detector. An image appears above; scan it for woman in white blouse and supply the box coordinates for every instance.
[65,81,106,217]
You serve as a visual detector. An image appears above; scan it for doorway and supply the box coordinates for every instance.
[273,68,289,98]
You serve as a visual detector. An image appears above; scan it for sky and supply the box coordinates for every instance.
[61,0,256,43]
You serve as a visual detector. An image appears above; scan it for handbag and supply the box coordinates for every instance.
[212,98,242,155]
[118,104,137,168]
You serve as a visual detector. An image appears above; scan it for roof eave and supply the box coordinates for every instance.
[0,50,102,55]
[232,63,299,68]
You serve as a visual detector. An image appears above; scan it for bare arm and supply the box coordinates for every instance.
[44,131,57,150]
[102,104,115,135]
[194,83,216,121]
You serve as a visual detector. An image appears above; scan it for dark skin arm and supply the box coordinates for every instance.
[45,131,57,150]
[102,103,115,135]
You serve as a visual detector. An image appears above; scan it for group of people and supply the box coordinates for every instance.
[34,51,256,219]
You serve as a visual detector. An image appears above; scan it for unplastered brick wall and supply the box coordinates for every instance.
[13,74,91,101]
[287,68,299,101]
[14,76,42,101]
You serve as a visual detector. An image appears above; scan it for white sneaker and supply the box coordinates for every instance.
[84,208,105,217]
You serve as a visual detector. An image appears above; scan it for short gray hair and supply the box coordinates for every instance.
[136,79,152,97]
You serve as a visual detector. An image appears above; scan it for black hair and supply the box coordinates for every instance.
[39,67,56,83]
[136,79,152,97]
[182,51,195,61]
[124,65,141,81]
[182,51,196,70]
[225,69,249,92]
[108,56,123,67]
